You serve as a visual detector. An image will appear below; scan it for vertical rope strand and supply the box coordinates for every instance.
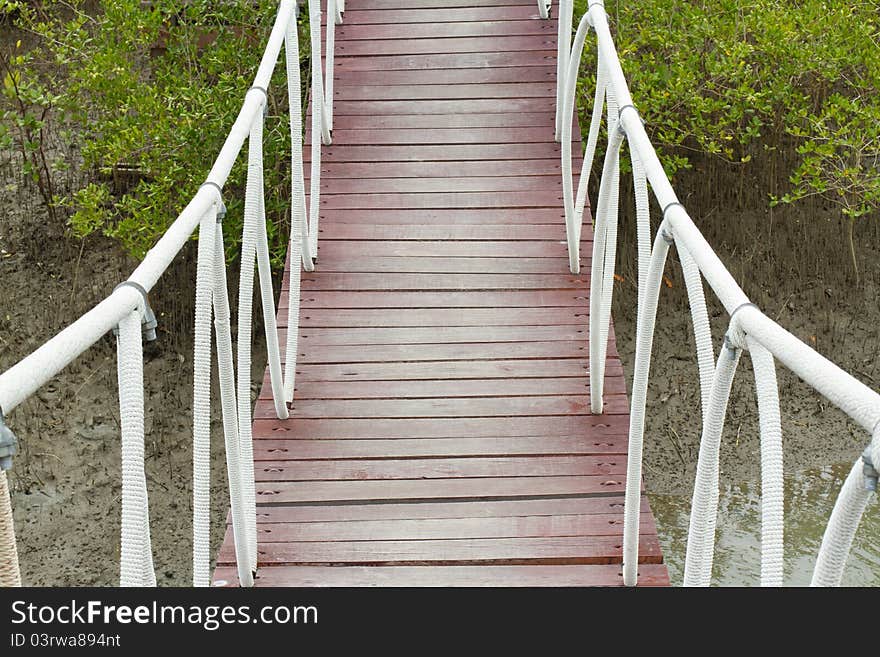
[284,17,309,402]
[588,123,625,412]
[747,338,784,587]
[812,458,874,586]
[117,309,156,586]
[622,226,672,585]
[307,0,325,257]
[324,0,337,132]
[285,18,313,270]
[0,470,21,587]
[191,205,217,587]
[212,220,253,587]
[683,338,742,587]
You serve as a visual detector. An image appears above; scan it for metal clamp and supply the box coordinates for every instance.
[199,182,227,222]
[662,201,685,219]
[113,281,158,342]
[248,86,269,118]
[0,406,18,471]
[862,446,878,492]
[618,104,645,126]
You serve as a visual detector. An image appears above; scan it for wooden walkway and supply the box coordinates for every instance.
[213,0,668,586]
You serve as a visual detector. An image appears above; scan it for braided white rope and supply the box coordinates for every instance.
[284,14,311,405]
[117,310,156,587]
[191,205,217,588]
[745,336,785,587]
[683,337,741,586]
[0,470,20,587]
[588,123,623,412]
[811,457,874,586]
[622,223,673,585]
[307,0,327,257]
[560,14,597,273]
[555,0,573,141]
[631,150,651,308]
[678,246,715,417]
[324,0,337,132]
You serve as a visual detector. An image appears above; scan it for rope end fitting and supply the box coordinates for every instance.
[112,281,158,342]
[0,406,18,471]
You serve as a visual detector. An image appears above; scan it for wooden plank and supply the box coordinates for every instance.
[332,68,556,86]
[286,307,589,328]
[294,272,588,291]
[323,6,545,24]
[334,36,557,56]
[333,51,557,71]
[327,100,555,118]
[286,340,592,362]
[214,564,670,587]
[317,175,560,192]
[254,475,634,505]
[279,359,618,383]
[330,112,558,129]
[312,143,560,161]
[304,240,574,257]
[335,21,554,41]
[308,225,573,241]
[268,378,601,400]
[279,325,594,343]
[251,497,644,523]
[293,290,587,309]
[312,127,562,145]
[307,207,569,224]
[321,190,563,208]
[217,534,662,566]
[253,455,627,482]
[251,514,656,542]
[334,83,556,100]
[344,0,536,9]
[287,257,584,274]
[252,415,630,439]
[321,163,561,181]
[259,395,628,419]
[251,436,629,461]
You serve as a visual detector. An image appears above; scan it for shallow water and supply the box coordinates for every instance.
[649,462,880,586]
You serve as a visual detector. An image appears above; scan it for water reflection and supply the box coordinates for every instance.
[649,462,880,586]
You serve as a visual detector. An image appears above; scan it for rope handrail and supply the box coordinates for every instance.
[555,0,880,586]
[0,0,341,587]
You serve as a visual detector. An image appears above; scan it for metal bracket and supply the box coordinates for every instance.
[0,406,18,471]
[618,104,645,126]
[248,86,269,118]
[112,281,158,342]
[199,182,227,222]
[862,446,878,492]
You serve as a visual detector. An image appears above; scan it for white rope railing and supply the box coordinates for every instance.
[557,0,880,587]
[0,0,341,587]
[116,301,157,587]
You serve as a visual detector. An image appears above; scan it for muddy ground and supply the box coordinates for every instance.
[1,149,878,587]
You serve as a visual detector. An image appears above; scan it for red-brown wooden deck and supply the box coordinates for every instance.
[212,0,669,587]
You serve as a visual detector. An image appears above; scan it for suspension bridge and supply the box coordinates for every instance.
[0,0,878,588]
